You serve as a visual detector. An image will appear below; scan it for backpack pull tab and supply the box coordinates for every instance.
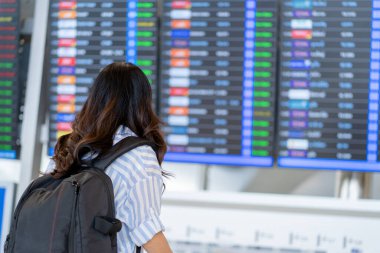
[93,216,122,235]
[72,181,80,194]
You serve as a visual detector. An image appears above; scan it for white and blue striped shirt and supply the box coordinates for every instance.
[47,125,165,253]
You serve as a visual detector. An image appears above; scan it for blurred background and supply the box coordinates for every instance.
[1,0,380,252]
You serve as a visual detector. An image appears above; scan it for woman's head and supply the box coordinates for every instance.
[52,62,166,178]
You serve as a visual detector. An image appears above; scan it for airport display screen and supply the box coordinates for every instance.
[0,0,20,159]
[277,0,380,171]
[44,0,158,155]
[160,0,278,166]
[41,0,380,171]
[0,182,14,251]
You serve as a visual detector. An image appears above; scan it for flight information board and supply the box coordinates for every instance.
[45,0,158,155]
[160,0,278,166]
[278,0,380,171]
[0,0,20,159]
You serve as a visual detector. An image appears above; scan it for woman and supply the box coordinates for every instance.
[49,62,172,253]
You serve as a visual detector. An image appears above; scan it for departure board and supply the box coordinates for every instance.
[0,0,20,159]
[160,0,278,166]
[45,0,158,155]
[278,0,380,171]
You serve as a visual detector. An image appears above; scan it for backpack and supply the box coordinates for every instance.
[4,136,154,253]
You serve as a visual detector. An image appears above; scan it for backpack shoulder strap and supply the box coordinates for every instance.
[93,136,157,171]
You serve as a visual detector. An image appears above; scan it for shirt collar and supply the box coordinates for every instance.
[115,125,137,138]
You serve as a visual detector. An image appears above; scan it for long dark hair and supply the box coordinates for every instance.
[51,62,167,178]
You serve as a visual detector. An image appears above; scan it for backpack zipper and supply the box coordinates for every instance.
[70,181,80,253]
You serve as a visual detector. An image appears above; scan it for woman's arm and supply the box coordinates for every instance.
[143,232,172,253]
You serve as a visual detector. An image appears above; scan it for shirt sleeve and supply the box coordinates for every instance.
[123,175,165,246]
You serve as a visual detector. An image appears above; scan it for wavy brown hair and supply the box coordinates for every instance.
[51,62,167,178]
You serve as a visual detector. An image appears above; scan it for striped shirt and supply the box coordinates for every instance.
[47,126,165,253]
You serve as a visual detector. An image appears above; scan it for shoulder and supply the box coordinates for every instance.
[106,126,162,184]
[106,144,162,186]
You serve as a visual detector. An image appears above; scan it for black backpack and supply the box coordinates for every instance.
[4,137,154,253]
